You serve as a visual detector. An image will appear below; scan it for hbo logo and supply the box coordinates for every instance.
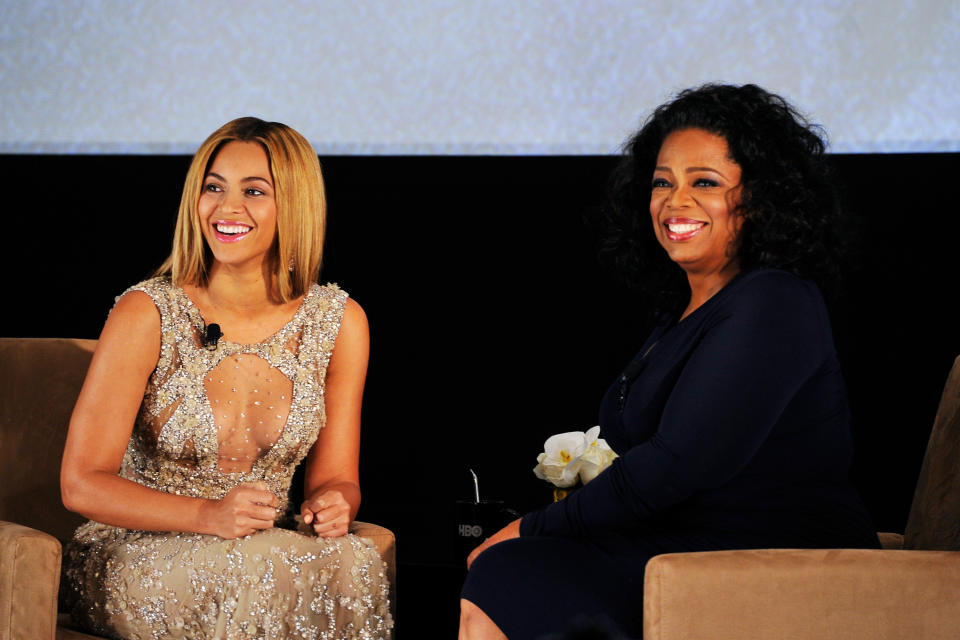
[459,524,483,537]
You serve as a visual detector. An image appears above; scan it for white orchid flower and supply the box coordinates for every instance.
[533,430,590,488]
[579,427,618,484]
[533,426,619,489]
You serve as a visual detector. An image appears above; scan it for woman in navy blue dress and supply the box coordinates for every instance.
[459,84,879,639]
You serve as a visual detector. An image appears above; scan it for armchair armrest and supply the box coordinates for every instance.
[878,531,905,549]
[0,520,62,640]
[644,548,960,640]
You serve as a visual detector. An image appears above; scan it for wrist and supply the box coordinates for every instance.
[194,497,217,536]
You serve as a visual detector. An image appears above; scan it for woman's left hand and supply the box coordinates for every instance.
[466,518,522,569]
[301,489,351,537]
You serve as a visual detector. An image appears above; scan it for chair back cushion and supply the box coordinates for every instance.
[904,354,960,550]
[0,338,95,543]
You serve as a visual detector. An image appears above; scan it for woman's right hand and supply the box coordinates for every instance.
[201,482,279,539]
[466,518,521,570]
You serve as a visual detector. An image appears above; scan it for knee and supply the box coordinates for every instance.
[459,597,478,626]
[459,598,507,640]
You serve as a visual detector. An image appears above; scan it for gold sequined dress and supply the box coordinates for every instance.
[62,278,392,640]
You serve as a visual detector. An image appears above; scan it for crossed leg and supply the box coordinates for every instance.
[459,598,508,640]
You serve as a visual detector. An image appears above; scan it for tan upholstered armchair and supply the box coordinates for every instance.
[643,355,960,640]
[0,338,397,640]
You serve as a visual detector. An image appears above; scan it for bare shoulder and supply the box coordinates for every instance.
[95,290,162,370]
[335,297,369,349]
[329,297,369,372]
[340,297,368,333]
[112,289,161,320]
[105,290,161,337]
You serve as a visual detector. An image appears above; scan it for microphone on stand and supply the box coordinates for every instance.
[203,323,222,351]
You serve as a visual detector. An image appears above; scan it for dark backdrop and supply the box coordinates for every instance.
[4,152,958,634]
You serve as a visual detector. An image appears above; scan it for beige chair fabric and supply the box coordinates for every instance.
[905,355,960,550]
[0,338,95,544]
[0,338,397,640]
[644,354,960,640]
[645,548,960,640]
[0,522,62,640]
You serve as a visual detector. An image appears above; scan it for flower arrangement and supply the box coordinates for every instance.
[533,426,618,498]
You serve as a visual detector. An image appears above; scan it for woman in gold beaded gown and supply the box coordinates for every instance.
[60,117,392,639]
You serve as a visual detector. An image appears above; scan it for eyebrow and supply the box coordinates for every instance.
[654,165,730,180]
[205,171,273,186]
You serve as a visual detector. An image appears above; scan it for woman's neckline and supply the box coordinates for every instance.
[174,281,315,348]
[673,268,755,327]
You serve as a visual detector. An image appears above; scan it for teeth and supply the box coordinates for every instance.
[216,223,251,235]
[667,223,703,234]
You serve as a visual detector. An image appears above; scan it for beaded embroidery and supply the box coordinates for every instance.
[62,278,392,639]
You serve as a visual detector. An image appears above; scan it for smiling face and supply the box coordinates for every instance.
[198,140,278,273]
[649,128,743,279]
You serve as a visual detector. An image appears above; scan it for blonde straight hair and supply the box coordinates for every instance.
[156,117,326,302]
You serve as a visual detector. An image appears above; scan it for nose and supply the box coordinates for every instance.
[219,188,245,213]
[666,183,693,209]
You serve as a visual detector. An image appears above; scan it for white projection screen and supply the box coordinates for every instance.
[1,0,958,155]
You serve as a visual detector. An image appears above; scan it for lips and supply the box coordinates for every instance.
[663,217,705,241]
[212,220,253,243]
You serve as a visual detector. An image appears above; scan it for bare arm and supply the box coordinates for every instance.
[60,291,277,538]
[300,298,369,537]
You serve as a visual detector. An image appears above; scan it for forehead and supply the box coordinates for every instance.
[207,140,271,175]
[656,128,737,169]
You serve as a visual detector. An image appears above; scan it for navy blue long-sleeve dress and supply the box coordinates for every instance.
[461,268,879,639]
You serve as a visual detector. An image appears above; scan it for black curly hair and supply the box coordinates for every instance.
[600,83,849,316]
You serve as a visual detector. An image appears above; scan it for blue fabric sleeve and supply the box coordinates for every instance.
[521,275,828,538]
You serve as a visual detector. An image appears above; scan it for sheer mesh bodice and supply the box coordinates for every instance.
[121,278,342,518]
[62,278,392,639]
[207,352,293,473]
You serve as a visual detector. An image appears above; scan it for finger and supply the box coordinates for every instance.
[241,500,277,521]
[302,497,325,513]
[250,508,277,525]
[235,519,268,537]
[254,516,275,529]
[251,504,277,521]
[311,490,341,510]
[312,514,347,534]
[311,517,334,533]
[311,515,328,533]
[312,502,346,522]
[315,522,348,538]
[249,490,279,507]
[300,498,325,523]
[310,512,348,536]
[238,484,276,506]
